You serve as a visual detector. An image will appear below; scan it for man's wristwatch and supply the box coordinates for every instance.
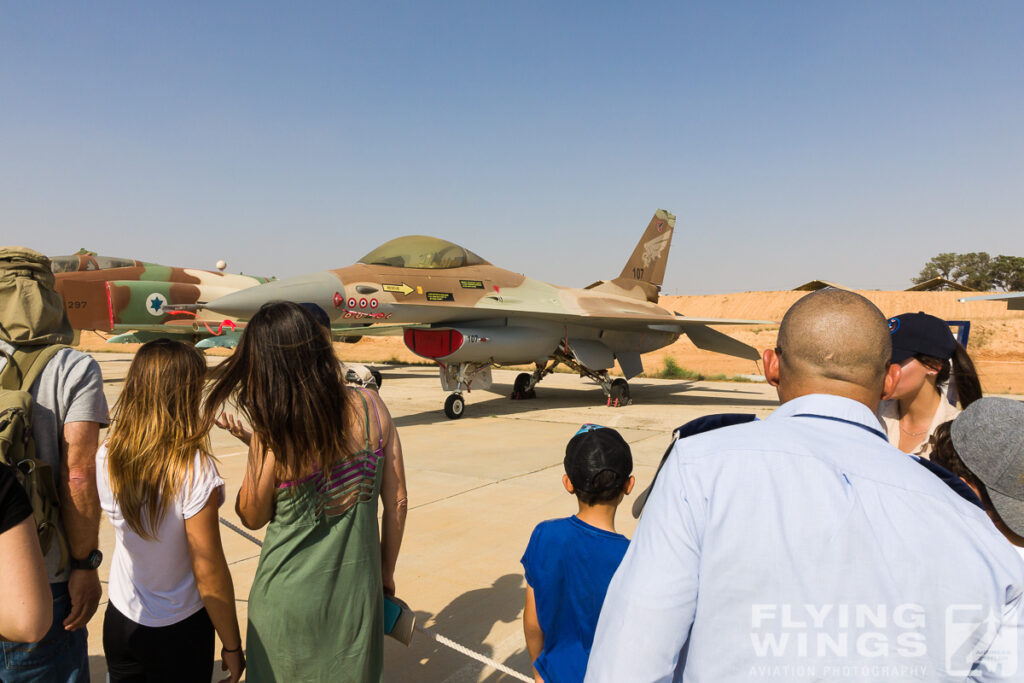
[70,549,103,571]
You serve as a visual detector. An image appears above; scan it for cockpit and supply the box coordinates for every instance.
[358,236,490,269]
[50,253,139,273]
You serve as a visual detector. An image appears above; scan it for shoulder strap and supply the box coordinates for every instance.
[21,345,66,393]
[0,344,66,392]
[355,388,372,450]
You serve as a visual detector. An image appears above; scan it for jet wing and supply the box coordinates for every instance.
[331,323,425,337]
[103,319,244,346]
[328,307,771,360]
[959,292,1024,311]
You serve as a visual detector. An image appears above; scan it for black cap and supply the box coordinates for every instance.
[564,427,632,494]
[887,312,957,364]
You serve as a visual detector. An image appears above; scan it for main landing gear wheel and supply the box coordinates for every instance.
[370,369,383,388]
[444,393,466,419]
[609,378,630,407]
[511,372,536,400]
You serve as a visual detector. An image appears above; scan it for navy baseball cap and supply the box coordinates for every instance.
[887,312,957,364]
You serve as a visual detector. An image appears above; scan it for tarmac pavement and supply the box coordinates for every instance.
[84,353,782,682]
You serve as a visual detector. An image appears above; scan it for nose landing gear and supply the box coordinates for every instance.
[439,362,492,419]
[444,393,465,419]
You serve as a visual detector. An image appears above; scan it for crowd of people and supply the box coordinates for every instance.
[1,249,407,683]
[3,246,1024,682]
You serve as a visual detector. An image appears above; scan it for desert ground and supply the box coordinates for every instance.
[77,289,1024,394]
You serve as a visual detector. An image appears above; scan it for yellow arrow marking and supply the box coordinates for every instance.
[382,283,414,296]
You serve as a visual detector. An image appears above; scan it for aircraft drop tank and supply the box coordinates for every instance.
[205,271,344,319]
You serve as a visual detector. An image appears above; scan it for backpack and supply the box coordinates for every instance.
[0,246,74,572]
[0,344,70,573]
[0,246,74,346]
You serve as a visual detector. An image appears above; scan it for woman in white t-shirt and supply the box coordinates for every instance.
[98,339,244,683]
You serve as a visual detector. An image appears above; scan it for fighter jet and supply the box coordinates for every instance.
[206,210,770,418]
[52,250,270,347]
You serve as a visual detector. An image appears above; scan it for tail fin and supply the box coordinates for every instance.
[619,209,675,288]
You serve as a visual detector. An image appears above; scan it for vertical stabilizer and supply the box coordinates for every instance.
[618,209,675,288]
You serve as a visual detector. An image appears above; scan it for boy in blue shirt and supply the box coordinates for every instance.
[521,424,634,683]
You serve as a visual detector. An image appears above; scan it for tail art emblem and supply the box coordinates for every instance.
[642,231,672,268]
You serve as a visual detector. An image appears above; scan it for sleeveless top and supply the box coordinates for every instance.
[245,389,386,682]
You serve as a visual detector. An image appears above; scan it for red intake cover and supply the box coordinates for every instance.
[403,328,464,359]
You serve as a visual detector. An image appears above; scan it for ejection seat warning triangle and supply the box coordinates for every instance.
[382,283,414,296]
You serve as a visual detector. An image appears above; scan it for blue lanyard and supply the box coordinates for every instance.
[792,413,888,442]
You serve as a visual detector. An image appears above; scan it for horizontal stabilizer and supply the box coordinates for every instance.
[683,324,760,361]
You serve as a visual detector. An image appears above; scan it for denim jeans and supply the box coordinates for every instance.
[0,582,90,683]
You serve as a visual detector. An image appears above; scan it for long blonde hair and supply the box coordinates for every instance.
[107,339,212,539]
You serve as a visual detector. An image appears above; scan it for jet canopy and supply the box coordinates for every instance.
[358,235,490,269]
[50,254,138,273]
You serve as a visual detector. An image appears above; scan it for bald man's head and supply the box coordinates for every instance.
[773,289,891,400]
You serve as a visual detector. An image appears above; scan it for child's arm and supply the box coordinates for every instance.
[523,584,545,683]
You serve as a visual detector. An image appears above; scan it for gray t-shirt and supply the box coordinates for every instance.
[0,342,109,582]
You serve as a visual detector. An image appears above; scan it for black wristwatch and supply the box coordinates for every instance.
[70,549,103,571]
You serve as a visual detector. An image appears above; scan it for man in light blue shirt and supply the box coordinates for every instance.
[586,289,1024,682]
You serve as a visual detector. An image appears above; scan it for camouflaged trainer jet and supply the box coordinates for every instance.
[206,210,770,418]
[52,250,270,347]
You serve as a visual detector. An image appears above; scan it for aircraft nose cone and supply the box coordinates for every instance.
[205,271,344,319]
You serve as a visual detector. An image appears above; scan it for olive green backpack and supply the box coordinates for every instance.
[0,246,73,571]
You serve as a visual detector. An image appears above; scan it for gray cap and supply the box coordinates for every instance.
[951,398,1024,536]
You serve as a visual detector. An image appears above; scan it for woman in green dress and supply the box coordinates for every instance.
[206,302,408,682]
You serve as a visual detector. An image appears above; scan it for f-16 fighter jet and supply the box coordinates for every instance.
[206,210,770,418]
[51,250,270,347]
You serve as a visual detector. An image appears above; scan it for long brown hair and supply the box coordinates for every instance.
[918,342,983,408]
[203,301,350,482]
[106,339,213,539]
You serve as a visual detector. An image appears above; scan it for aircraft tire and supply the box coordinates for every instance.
[370,369,383,388]
[609,378,630,405]
[444,393,465,419]
[512,372,535,400]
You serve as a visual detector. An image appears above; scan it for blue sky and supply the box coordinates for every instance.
[2,2,1022,293]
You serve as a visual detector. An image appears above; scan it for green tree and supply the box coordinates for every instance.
[912,252,959,284]
[951,252,994,291]
[992,255,1024,291]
